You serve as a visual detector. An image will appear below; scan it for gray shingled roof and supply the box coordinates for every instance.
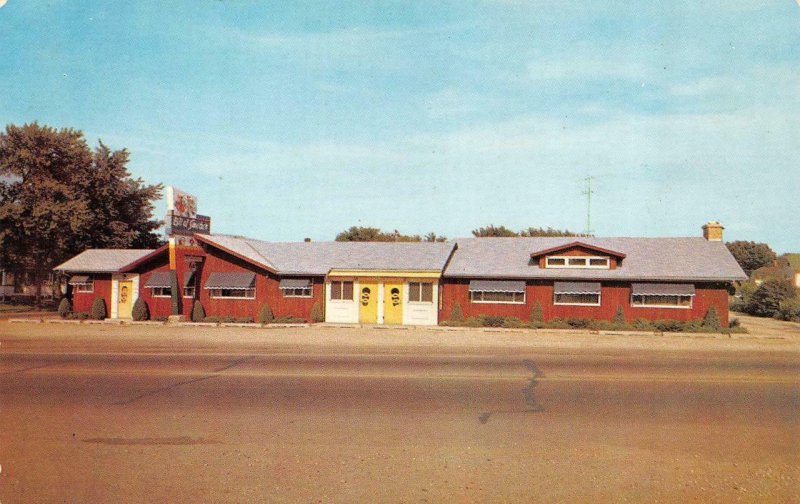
[444,237,747,282]
[198,234,456,275]
[54,249,156,273]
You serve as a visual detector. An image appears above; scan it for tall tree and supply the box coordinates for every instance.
[725,240,777,276]
[471,225,518,237]
[520,226,582,237]
[0,123,162,304]
[335,226,427,242]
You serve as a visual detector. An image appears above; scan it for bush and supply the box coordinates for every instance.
[775,297,800,322]
[529,302,544,324]
[169,271,181,316]
[258,303,274,324]
[191,300,206,322]
[462,317,483,328]
[632,318,654,331]
[702,307,722,330]
[68,312,89,320]
[57,297,71,319]
[90,297,107,320]
[481,315,505,327]
[612,307,626,326]
[746,279,797,317]
[273,316,306,324]
[310,302,323,323]
[450,303,464,323]
[501,317,526,328]
[566,318,596,330]
[546,317,570,329]
[653,319,684,332]
[132,298,150,321]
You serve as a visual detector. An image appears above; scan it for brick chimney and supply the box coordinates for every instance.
[702,221,724,241]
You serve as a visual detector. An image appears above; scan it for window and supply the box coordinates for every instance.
[470,291,525,304]
[283,287,312,298]
[546,256,609,269]
[408,282,433,303]
[631,294,692,308]
[330,281,353,301]
[69,275,94,293]
[183,272,196,298]
[152,287,172,298]
[554,293,600,306]
[280,279,313,298]
[210,288,255,299]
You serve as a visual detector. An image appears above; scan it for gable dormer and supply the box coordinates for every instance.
[530,242,626,270]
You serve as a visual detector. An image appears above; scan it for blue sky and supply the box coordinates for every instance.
[2,1,798,251]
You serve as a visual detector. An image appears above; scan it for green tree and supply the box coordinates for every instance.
[191,300,206,322]
[725,241,777,276]
[335,226,424,242]
[471,225,518,237]
[520,226,582,237]
[132,298,150,321]
[745,279,796,317]
[0,123,162,305]
[258,303,274,324]
[90,297,107,320]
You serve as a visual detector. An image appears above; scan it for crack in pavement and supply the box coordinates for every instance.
[212,355,255,373]
[480,359,546,424]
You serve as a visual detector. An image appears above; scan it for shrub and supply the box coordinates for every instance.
[310,302,324,323]
[653,319,684,332]
[546,317,570,329]
[775,297,800,322]
[566,318,596,330]
[481,315,505,327]
[90,297,107,320]
[68,312,89,320]
[632,318,654,331]
[450,303,464,323]
[728,317,741,328]
[501,317,526,328]
[612,307,626,326]
[169,271,181,316]
[702,307,722,330]
[274,316,306,324]
[258,303,274,324]
[132,298,150,321]
[529,302,544,324]
[746,279,797,317]
[462,317,483,328]
[57,298,71,319]
[191,300,206,322]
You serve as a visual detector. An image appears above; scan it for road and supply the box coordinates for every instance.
[1,333,798,502]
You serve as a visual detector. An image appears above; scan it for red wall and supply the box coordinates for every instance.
[196,246,324,322]
[135,255,174,319]
[439,279,730,326]
[71,274,112,314]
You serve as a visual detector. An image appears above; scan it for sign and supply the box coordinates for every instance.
[166,186,198,218]
[166,211,211,236]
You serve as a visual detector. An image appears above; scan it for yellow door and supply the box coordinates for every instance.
[384,283,403,325]
[118,281,134,319]
[358,282,378,324]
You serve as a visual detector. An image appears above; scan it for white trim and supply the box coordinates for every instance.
[546,255,610,269]
[553,292,601,306]
[631,294,693,309]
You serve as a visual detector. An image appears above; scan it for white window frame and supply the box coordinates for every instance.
[74,282,94,293]
[329,281,354,301]
[210,288,255,300]
[631,294,693,309]
[151,286,172,298]
[282,286,312,298]
[469,290,526,304]
[183,286,195,299]
[408,282,434,304]
[546,256,610,269]
[553,292,601,306]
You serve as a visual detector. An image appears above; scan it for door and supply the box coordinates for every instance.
[383,283,403,325]
[118,281,134,319]
[358,282,378,324]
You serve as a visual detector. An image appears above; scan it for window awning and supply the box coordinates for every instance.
[554,281,601,294]
[204,272,255,290]
[144,271,172,288]
[469,280,526,293]
[631,283,695,296]
[183,272,195,288]
[68,275,91,285]
[280,278,311,289]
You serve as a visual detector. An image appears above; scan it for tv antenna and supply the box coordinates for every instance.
[582,176,595,236]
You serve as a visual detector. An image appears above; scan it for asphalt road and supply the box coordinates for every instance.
[1,347,798,503]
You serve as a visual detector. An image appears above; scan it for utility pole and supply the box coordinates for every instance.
[582,176,595,236]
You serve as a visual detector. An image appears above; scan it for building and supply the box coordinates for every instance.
[54,222,746,326]
[751,253,800,288]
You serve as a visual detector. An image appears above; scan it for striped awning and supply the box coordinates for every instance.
[631,283,695,296]
[554,281,601,294]
[469,280,526,293]
[68,275,91,285]
[204,272,255,290]
[144,271,172,288]
[183,272,195,288]
[280,278,311,289]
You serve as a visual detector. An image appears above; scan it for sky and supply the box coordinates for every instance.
[1,1,798,251]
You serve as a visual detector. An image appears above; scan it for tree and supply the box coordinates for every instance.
[0,123,162,305]
[520,227,582,237]
[726,241,777,276]
[471,225,518,237]
[335,226,426,242]
[745,279,796,317]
